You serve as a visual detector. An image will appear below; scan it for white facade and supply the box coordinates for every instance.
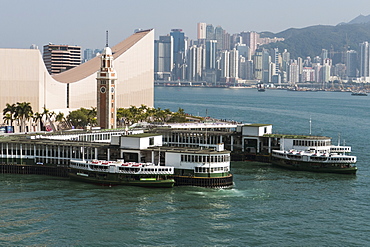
[0,30,154,122]
[242,124,272,136]
[119,135,162,150]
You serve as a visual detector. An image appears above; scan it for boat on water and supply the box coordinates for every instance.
[270,135,357,174]
[257,83,265,92]
[351,92,367,96]
[69,159,175,187]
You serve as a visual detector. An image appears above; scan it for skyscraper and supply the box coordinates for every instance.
[215,26,224,51]
[346,50,358,78]
[359,41,370,77]
[253,49,263,80]
[240,31,260,59]
[154,35,173,80]
[43,44,81,74]
[187,45,204,81]
[206,24,215,40]
[206,40,217,70]
[229,48,239,79]
[197,22,207,40]
[220,50,230,79]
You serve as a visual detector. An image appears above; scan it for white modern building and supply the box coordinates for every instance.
[0,29,154,122]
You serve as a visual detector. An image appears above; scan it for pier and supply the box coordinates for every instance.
[0,164,68,177]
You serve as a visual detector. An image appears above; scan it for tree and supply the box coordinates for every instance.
[14,102,33,132]
[168,108,187,123]
[67,107,97,128]
[32,112,43,131]
[2,103,16,127]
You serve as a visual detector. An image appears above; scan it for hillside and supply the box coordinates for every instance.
[260,22,370,60]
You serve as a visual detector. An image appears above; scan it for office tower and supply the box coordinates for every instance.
[206,24,215,40]
[359,41,370,77]
[170,29,186,55]
[170,29,187,80]
[215,26,224,51]
[240,31,260,58]
[43,44,81,74]
[154,35,173,80]
[206,40,217,69]
[253,49,263,80]
[229,48,239,79]
[346,50,358,78]
[262,49,271,83]
[223,32,231,51]
[272,48,280,75]
[281,49,290,72]
[96,45,117,129]
[197,23,207,40]
[83,48,94,63]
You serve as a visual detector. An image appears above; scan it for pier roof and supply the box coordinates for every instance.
[264,134,330,140]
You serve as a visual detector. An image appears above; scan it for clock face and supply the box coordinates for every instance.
[100,86,106,93]
[111,86,115,93]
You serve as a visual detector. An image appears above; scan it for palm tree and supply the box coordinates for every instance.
[3,113,13,125]
[42,107,56,131]
[32,112,43,131]
[14,102,33,132]
[2,103,16,127]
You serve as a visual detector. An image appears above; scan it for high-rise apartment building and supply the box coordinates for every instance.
[206,40,217,70]
[187,45,204,81]
[43,44,81,74]
[220,50,230,79]
[229,48,239,79]
[289,61,299,84]
[240,31,260,59]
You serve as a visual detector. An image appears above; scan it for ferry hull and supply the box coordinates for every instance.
[68,171,175,188]
[271,158,357,174]
[173,174,233,188]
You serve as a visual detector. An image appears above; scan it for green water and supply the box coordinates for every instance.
[1,88,369,246]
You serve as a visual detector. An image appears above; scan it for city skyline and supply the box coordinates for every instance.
[0,0,369,50]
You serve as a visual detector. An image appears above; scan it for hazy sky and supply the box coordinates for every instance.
[1,0,369,50]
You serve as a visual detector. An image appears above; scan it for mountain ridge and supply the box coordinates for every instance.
[260,15,370,60]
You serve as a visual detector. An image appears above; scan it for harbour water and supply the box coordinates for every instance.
[1,87,370,246]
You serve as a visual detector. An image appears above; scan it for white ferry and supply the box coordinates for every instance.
[270,135,357,174]
[69,160,175,187]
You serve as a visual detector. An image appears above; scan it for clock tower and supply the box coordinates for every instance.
[97,39,117,129]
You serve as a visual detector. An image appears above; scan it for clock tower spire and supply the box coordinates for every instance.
[97,31,117,129]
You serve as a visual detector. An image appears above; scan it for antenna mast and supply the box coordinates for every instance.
[106,30,109,47]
